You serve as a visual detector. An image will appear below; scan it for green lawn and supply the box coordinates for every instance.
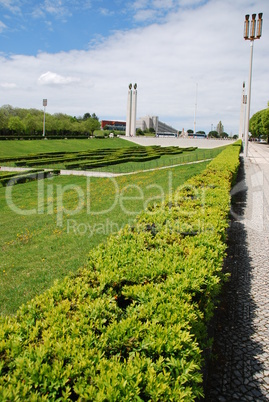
[0,161,210,315]
[0,139,229,315]
[93,147,225,174]
[0,138,134,158]
[0,137,226,172]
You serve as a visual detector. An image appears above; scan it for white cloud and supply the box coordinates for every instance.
[47,2,70,17]
[134,9,159,22]
[0,20,7,32]
[31,0,71,21]
[0,82,16,88]
[99,8,114,17]
[38,71,80,85]
[0,0,268,135]
[0,0,21,13]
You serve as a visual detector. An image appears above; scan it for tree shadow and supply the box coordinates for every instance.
[204,156,267,401]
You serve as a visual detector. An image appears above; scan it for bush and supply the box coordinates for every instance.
[0,170,60,187]
[0,145,190,170]
[0,141,241,401]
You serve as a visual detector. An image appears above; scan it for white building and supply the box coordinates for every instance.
[136,115,178,136]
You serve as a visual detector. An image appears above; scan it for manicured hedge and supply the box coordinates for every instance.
[0,145,193,169]
[0,170,60,187]
[0,142,241,401]
[0,135,91,140]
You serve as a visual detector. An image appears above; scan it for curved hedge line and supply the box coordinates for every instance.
[0,142,241,401]
[0,145,195,170]
[0,170,60,187]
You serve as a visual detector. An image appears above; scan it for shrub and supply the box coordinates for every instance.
[0,141,241,401]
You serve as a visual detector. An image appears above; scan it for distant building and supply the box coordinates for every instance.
[136,115,178,136]
[101,115,178,136]
[188,132,207,139]
[101,120,126,131]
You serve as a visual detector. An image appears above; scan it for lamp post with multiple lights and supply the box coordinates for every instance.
[243,13,263,157]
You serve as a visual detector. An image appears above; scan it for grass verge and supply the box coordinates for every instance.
[0,161,210,315]
[0,138,134,158]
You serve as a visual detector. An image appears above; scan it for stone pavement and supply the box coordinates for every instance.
[121,135,236,149]
[205,142,269,401]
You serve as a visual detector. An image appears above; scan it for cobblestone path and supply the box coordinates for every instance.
[205,143,269,401]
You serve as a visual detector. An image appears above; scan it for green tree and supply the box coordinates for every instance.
[24,113,42,135]
[91,112,99,121]
[72,121,84,135]
[249,109,266,138]
[0,107,10,134]
[0,106,101,137]
[82,113,91,120]
[208,130,219,138]
[261,109,269,143]
[83,118,100,135]
[8,116,25,134]
[136,128,144,136]
[44,114,54,135]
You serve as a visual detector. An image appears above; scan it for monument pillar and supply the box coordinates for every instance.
[125,83,132,137]
[130,83,137,137]
[126,83,137,137]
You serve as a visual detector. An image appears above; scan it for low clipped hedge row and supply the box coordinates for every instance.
[0,146,196,169]
[0,170,60,187]
[0,142,241,401]
[0,135,91,141]
[65,147,195,170]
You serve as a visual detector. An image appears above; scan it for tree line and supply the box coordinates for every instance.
[0,105,101,137]
[249,103,269,143]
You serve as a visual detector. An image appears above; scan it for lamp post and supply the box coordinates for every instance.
[243,13,263,157]
[43,99,47,137]
[194,83,198,134]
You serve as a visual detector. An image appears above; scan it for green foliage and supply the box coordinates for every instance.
[136,128,144,136]
[0,170,60,187]
[208,130,219,138]
[0,145,196,170]
[249,105,269,142]
[7,116,25,134]
[0,105,101,137]
[0,158,210,315]
[0,141,241,400]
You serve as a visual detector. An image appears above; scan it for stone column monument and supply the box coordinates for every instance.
[125,83,137,137]
[125,83,132,137]
[131,83,137,137]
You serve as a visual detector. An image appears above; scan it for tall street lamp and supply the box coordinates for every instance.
[243,13,263,157]
[43,99,47,137]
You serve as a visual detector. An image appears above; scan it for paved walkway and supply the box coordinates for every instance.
[120,135,236,149]
[205,142,269,401]
[0,158,212,178]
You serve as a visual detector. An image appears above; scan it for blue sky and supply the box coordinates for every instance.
[0,0,269,134]
[1,0,203,54]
